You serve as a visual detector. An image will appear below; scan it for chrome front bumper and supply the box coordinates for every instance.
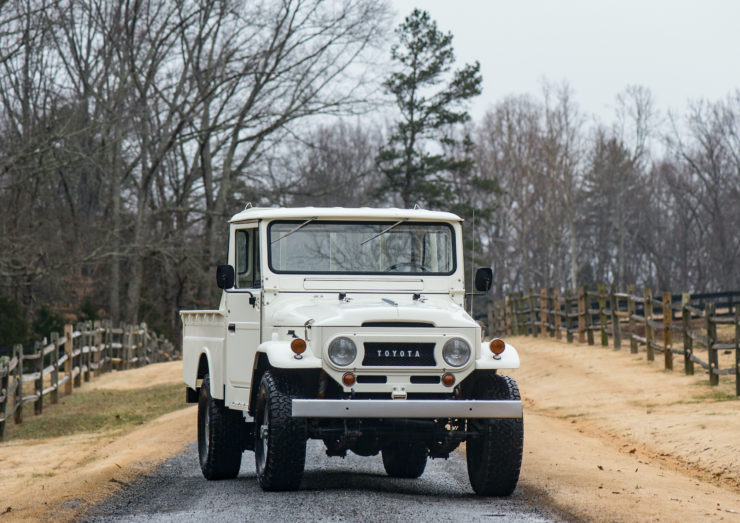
[291,399,522,419]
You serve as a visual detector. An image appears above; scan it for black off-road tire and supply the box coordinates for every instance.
[254,371,307,491]
[466,374,523,496]
[197,375,243,480]
[381,441,427,479]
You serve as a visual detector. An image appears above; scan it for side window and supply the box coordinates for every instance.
[235,228,261,288]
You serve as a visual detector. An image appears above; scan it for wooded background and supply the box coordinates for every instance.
[1,0,738,346]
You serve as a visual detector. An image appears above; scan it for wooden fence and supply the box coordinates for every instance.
[0,321,177,441]
[489,286,740,396]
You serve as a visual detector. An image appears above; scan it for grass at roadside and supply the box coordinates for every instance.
[3,383,187,441]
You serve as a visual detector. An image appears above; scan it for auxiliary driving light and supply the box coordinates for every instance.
[442,373,455,387]
[291,338,307,355]
[489,338,506,355]
[342,372,356,387]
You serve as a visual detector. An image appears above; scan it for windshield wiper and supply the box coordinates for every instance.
[360,219,406,246]
[271,217,317,244]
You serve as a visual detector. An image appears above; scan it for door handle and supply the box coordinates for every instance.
[228,324,236,332]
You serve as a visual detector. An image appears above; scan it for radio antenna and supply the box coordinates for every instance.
[470,207,476,318]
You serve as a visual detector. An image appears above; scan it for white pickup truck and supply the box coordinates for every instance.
[181,207,523,495]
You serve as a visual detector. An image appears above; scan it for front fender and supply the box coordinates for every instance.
[258,340,323,369]
[475,342,520,370]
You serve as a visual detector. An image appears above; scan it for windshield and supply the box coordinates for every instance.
[268,221,456,275]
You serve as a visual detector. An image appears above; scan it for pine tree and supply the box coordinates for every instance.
[377,9,482,208]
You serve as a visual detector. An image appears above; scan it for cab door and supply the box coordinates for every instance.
[225,222,261,409]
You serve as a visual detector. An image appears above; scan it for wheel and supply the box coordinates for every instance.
[254,371,307,491]
[466,374,523,496]
[381,441,427,478]
[197,375,243,480]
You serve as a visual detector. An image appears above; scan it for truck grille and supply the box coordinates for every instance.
[362,342,436,366]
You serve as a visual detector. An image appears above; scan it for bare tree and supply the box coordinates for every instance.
[265,120,384,206]
[665,93,740,290]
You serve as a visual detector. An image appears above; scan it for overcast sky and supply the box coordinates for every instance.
[391,0,740,124]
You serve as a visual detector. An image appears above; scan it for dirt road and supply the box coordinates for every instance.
[2,338,739,521]
[509,336,740,521]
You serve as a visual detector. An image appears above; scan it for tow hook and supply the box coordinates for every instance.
[391,387,407,400]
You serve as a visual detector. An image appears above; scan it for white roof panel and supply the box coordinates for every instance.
[229,206,463,223]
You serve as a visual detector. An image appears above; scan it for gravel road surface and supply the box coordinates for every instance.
[84,441,560,522]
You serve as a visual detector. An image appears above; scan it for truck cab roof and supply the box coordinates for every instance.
[229,206,463,224]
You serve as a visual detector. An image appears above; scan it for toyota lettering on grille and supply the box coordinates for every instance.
[362,342,436,366]
[377,348,420,359]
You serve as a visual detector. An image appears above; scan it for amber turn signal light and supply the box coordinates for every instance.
[342,372,356,387]
[442,373,455,387]
[291,338,307,355]
[489,338,506,355]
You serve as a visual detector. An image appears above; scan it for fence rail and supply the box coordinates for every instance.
[489,286,740,396]
[0,321,178,441]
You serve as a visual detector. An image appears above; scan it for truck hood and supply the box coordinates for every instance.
[267,294,476,328]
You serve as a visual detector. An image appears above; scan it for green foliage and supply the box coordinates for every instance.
[377,9,482,208]
[32,304,65,339]
[0,295,29,346]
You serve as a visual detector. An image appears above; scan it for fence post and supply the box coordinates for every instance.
[125,326,132,370]
[101,320,109,373]
[577,286,586,344]
[553,288,562,340]
[663,291,673,370]
[84,321,92,382]
[93,320,102,377]
[645,288,654,361]
[627,284,637,354]
[34,341,43,415]
[585,285,595,345]
[598,283,608,346]
[139,324,146,366]
[50,332,60,404]
[64,324,73,395]
[545,288,553,337]
[517,294,524,336]
[142,323,149,365]
[107,323,114,370]
[74,322,82,385]
[564,289,574,343]
[610,283,621,349]
[14,344,23,424]
[0,355,9,440]
[706,302,718,386]
[734,307,739,396]
[527,291,536,337]
[153,332,158,363]
[583,285,594,345]
[682,294,693,375]
[539,288,548,337]
[134,326,140,366]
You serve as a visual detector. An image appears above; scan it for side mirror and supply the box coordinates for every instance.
[474,267,493,292]
[216,265,235,289]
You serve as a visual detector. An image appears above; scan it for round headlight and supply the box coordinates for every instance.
[328,337,357,366]
[442,338,471,367]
